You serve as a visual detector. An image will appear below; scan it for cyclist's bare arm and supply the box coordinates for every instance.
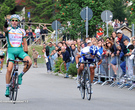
[23,37,28,52]
[76,54,81,64]
[97,59,102,65]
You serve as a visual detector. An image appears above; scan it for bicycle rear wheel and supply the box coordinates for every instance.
[86,72,92,100]
[12,72,19,102]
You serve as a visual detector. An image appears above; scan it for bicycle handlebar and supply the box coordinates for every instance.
[7,59,29,68]
[79,60,96,65]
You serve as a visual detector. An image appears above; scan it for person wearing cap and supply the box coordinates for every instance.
[116,30,130,78]
[117,30,130,54]
[3,14,32,97]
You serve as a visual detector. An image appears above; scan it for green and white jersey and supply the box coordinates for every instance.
[6,27,26,48]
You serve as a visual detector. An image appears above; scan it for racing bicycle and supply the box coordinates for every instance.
[78,60,96,100]
[7,58,29,104]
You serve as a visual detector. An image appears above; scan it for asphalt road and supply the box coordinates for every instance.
[0,66,135,110]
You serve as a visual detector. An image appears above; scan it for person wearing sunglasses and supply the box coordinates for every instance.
[3,14,32,97]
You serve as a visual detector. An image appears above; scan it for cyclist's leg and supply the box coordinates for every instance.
[5,53,14,96]
[18,51,32,73]
[77,64,84,87]
[90,66,95,83]
[6,62,14,84]
[22,56,32,73]
[77,64,84,76]
[18,51,32,85]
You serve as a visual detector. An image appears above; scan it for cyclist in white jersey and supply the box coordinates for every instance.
[76,41,102,88]
[3,14,32,97]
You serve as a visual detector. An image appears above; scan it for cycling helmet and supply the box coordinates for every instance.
[10,14,20,21]
[90,45,98,55]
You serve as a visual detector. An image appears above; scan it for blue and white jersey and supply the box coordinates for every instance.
[80,46,101,62]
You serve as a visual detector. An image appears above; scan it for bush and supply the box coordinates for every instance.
[67,62,77,77]
[54,57,66,74]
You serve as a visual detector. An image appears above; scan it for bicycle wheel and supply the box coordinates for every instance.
[12,72,18,102]
[79,71,85,99]
[9,74,14,100]
[86,72,92,100]
[9,85,13,100]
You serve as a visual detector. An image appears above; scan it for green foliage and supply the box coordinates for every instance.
[106,0,128,21]
[108,25,114,37]
[55,0,108,39]
[0,0,15,30]
[54,57,66,73]
[23,0,55,23]
[128,0,135,24]
[67,62,77,77]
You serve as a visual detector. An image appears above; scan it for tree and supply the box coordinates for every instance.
[23,0,55,23]
[55,0,108,39]
[128,0,135,24]
[105,0,128,21]
[0,0,15,30]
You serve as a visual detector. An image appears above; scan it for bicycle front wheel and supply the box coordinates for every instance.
[80,83,85,99]
[9,86,13,100]
[86,72,92,100]
[12,73,19,102]
[79,71,86,99]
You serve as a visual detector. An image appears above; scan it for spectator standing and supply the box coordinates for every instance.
[124,18,129,27]
[51,50,58,71]
[61,46,71,78]
[70,44,78,63]
[35,26,40,38]
[35,26,41,44]
[32,48,38,68]
[28,18,32,27]
[105,40,117,78]
[117,30,130,77]
[48,42,55,71]
[40,25,48,42]
[46,43,51,72]
[27,29,33,45]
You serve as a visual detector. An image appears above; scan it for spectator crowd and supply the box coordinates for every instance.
[41,29,135,82]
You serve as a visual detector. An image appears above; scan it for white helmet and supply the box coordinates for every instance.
[10,14,20,21]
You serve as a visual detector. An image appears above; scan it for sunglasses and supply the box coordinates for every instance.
[11,20,18,22]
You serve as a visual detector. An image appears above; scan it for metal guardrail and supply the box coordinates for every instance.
[94,55,135,90]
[0,32,64,48]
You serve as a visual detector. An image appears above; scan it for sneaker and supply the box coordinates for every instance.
[18,74,23,85]
[64,76,69,78]
[5,87,9,97]
[64,73,69,78]
[47,70,50,73]
[77,83,81,88]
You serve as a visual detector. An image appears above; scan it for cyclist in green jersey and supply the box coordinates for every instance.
[3,14,32,97]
